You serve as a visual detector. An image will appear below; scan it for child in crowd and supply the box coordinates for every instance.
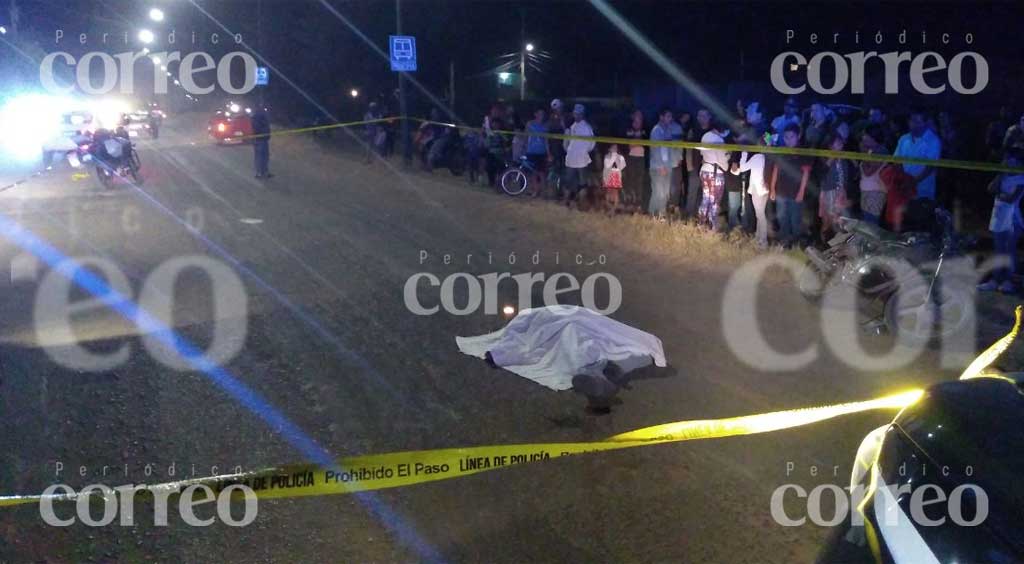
[603,144,626,215]
[819,133,849,241]
[768,124,812,248]
[979,146,1024,293]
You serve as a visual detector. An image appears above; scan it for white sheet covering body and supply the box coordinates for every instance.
[456,306,667,390]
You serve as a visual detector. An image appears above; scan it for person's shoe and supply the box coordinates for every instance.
[602,362,632,390]
[977,280,999,292]
[265,173,275,179]
[254,173,264,179]
[571,374,619,400]
[998,281,1017,294]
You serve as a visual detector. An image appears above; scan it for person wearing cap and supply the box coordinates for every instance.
[562,103,595,207]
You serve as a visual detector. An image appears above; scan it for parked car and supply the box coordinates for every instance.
[817,376,1024,563]
[208,109,252,144]
[41,109,96,168]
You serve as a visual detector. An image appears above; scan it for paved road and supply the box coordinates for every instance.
[0,113,980,562]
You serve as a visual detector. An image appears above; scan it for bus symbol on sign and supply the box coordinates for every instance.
[389,35,416,72]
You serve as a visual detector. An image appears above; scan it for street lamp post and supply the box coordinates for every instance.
[520,42,534,101]
[396,0,410,166]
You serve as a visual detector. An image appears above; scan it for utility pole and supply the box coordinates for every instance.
[396,0,410,166]
[518,11,525,100]
[257,0,263,108]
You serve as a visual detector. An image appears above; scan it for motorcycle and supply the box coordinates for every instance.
[797,208,975,345]
[424,127,466,176]
[76,128,142,189]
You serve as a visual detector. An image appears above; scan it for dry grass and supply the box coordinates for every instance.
[313,134,786,277]
[506,198,786,273]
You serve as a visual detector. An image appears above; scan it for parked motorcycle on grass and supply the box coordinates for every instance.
[797,208,975,345]
[424,126,466,176]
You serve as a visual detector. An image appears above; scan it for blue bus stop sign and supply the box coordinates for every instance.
[389,35,416,72]
[255,67,269,86]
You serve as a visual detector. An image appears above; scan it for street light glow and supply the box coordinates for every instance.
[525,43,535,52]
[153,57,162,64]
[498,72,511,80]
[149,8,165,22]
[1,26,9,35]
[350,89,359,98]
[138,29,155,44]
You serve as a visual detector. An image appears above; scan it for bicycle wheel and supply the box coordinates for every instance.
[500,168,529,196]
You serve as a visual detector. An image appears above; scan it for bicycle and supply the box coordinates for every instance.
[499,155,560,197]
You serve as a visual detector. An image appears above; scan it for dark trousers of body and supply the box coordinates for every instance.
[253,139,270,176]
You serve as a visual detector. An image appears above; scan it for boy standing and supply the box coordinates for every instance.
[769,124,812,247]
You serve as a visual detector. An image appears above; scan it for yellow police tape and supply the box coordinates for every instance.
[408,117,1024,175]
[960,305,1023,381]
[3,305,1022,508]
[0,389,923,508]
[235,117,397,142]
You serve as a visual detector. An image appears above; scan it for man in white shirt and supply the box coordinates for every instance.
[697,122,729,230]
[563,103,595,206]
[894,110,942,201]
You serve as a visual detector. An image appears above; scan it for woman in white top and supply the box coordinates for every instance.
[858,126,888,225]
[734,131,770,247]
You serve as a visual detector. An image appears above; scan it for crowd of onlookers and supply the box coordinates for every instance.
[360,97,1024,293]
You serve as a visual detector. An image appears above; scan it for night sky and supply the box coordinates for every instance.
[4,1,1023,118]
